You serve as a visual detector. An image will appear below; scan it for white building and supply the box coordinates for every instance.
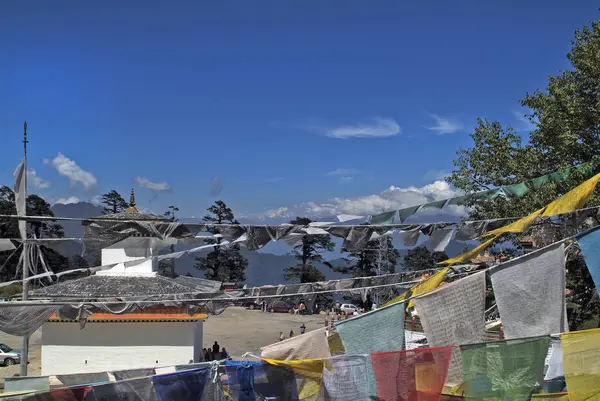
[32,189,216,376]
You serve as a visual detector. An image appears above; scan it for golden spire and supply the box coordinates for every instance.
[126,188,138,213]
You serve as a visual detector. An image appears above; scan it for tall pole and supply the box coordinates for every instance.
[20,121,29,377]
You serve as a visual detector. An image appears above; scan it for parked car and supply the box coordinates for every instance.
[340,304,358,314]
[0,344,21,366]
[268,301,295,313]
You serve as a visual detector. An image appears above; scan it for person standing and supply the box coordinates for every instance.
[213,341,220,357]
[289,330,294,338]
[279,332,285,341]
[300,324,306,334]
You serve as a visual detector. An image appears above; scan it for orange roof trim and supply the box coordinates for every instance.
[48,307,207,322]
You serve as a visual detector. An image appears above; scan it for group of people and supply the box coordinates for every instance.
[278,324,306,341]
[203,341,229,361]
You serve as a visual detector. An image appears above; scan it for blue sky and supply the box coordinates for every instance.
[0,1,597,220]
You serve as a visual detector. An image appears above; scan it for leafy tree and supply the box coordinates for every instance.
[101,190,129,214]
[195,201,248,282]
[0,186,68,282]
[283,217,335,283]
[446,18,600,329]
[337,236,400,277]
[402,246,448,272]
[159,205,179,278]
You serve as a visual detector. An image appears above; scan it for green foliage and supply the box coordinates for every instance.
[0,186,68,282]
[447,18,600,330]
[100,190,129,214]
[194,201,248,282]
[337,236,400,277]
[402,246,448,272]
[283,217,335,283]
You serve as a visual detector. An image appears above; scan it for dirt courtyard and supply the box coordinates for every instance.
[0,307,326,381]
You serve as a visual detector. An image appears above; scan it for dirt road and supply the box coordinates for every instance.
[0,307,326,381]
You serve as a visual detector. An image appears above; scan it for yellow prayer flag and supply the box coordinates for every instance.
[381,267,449,308]
[543,172,600,217]
[561,328,600,401]
[483,208,545,237]
[262,358,325,400]
[438,235,499,265]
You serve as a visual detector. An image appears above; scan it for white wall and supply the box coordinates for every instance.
[41,322,203,376]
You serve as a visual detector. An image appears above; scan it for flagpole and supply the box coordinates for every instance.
[20,121,29,377]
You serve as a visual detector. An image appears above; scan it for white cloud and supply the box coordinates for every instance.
[45,153,97,188]
[325,168,360,177]
[54,196,80,205]
[423,169,450,181]
[426,114,464,135]
[512,110,537,132]
[338,176,354,183]
[135,177,170,192]
[326,118,401,139]
[90,195,102,206]
[27,169,51,189]
[255,180,464,220]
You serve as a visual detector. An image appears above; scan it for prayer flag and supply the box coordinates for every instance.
[490,243,566,339]
[260,327,331,361]
[13,160,26,239]
[460,337,550,401]
[152,368,209,401]
[381,268,448,308]
[261,358,324,401]
[561,328,600,401]
[542,172,600,217]
[371,346,453,401]
[412,271,487,386]
[335,302,405,355]
[576,226,600,291]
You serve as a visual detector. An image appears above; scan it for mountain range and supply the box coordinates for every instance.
[50,202,470,286]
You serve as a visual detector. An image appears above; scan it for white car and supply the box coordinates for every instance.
[0,344,21,366]
[340,304,358,314]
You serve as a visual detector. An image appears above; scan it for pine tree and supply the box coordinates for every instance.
[100,190,129,214]
[283,217,335,283]
[194,201,248,282]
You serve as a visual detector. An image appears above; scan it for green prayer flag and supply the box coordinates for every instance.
[398,205,422,222]
[460,337,550,401]
[370,210,397,225]
[531,174,549,190]
[447,194,473,206]
[422,199,448,210]
[501,182,529,197]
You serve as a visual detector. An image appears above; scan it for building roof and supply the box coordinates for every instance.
[30,275,215,299]
[173,276,223,292]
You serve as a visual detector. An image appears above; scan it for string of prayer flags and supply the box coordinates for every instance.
[460,336,550,401]
[489,243,567,339]
[370,346,453,401]
[438,235,498,265]
[151,368,210,401]
[440,171,600,265]
[482,207,545,237]
[560,328,600,401]
[412,271,487,386]
[576,225,600,291]
[381,268,449,309]
[260,327,331,361]
[334,301,405,355]
[543,172,600,217]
